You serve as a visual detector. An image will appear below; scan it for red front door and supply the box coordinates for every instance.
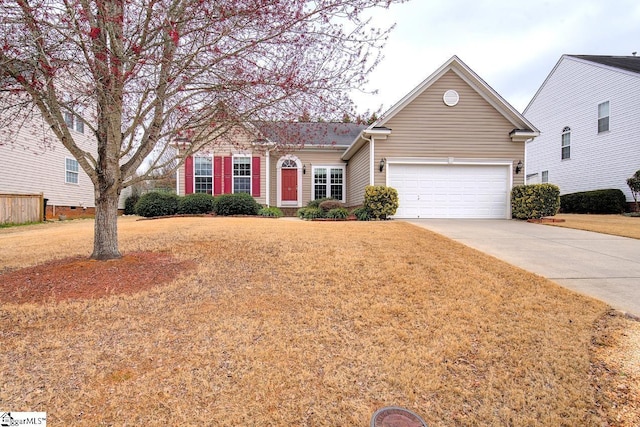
[282,169,298,201]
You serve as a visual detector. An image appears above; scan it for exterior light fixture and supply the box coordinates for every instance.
[515,160,523,174]
[303,164,306,174]
[379,158,386,172]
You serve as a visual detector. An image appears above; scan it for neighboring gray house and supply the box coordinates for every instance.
[0,111,97,219]
[179,56,539,218]
[524,55,640,205]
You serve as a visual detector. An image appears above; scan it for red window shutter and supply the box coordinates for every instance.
[252,156,261,197]
[184,156,193,194]
[223,156,232,194]
[213,156,222,195]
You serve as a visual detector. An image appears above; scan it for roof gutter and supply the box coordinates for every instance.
[342,127,392,161]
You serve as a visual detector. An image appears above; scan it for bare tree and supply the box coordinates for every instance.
[0,0,404,259]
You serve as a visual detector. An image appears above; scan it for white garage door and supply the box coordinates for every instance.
[388,164,510,219]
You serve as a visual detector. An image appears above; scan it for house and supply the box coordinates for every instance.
[524,55,640,208]
[0,110,97,220]
[177,56,539,218]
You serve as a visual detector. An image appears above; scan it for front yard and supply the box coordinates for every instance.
[0,217,634,425]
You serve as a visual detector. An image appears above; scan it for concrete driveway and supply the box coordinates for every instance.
[406,219,640,317]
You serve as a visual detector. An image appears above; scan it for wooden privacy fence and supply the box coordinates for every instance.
[0,193,44,224]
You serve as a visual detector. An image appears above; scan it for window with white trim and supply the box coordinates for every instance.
[233,156,251,194]
[194,156,212,194]
[65,157,79,184]
[541,170,549,183]
[313,166,344,201]
[561,126,571,160]
[598,101,609,133]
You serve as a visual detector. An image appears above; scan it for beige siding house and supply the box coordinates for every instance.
[180,56,539,218]
[343,56,538,218]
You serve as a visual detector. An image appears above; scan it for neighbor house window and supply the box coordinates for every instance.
[561,126,571,160]
[194,156,212,194]
[598,101,609,133]
[541,170,549,183]
[313,166,345,201]
[63,111,85,134]
[65,157,79,184]
[233,156,251,194]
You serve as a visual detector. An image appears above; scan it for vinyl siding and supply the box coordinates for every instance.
[525,56,640,201]
[272,149,345,205]
[0,114,97,209]
[345,141,370,206]
[375,70,525,187]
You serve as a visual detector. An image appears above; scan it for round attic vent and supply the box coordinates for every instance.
[443,89,459,106]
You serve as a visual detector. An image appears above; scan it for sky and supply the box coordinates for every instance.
[351,0,640,114]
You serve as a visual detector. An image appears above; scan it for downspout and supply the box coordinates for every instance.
[266,149,271,207]
[175,145,180,195]
[360,132,374,185]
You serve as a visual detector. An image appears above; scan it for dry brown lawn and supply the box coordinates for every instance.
[549,214,640,239]
[0,216,635,425]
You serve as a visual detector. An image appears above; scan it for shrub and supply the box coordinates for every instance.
[306,197,333,208]
[560,189,627,214]
[297,207,324,220]
[258,206,284,218]
[134,191,180,217]
[177,193,215,214]
[326,207,349,219]
[627,170,640,212]
[124,194,140,215]
[363,185,399,220]
[319,199,343,212]
[511,184,560,219]
[212,193,261,216]
[352,206,372,221]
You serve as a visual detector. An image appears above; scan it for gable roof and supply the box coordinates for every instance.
[524,54,640,114]
[371,55,538,131]
[568,55,640,74]
[343,56,538,160]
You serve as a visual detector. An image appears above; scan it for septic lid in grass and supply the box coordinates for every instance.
[370,406,427,427]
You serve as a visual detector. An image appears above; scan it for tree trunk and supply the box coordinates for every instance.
[92,186,122,260]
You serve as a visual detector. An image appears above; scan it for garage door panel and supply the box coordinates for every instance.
[390,164,509,219]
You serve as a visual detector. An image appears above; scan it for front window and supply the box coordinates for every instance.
[194,156,212,194]
[313,166,345,201]
[65,157,79,184]
[233,156,251,194]
[598,101,609,133]
[541,170,549,183]
[561,126,571,160]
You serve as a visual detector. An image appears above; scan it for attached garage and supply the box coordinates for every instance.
[388,162,511,219]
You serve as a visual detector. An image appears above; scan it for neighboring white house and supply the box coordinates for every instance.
[524,55,640,205]
[0,110,97,219]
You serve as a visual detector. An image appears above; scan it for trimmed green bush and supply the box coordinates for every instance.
[363,185,399,220]
[134,191,180,217]
[511,184,560,219]
[124,194,140,215]
[352,206,372,221]
[177,193,215,214]
[258,206,284,218]
[319,199,343,212]
[560,189,627,214]
[297,207,323,220]
[306,197,333,208]
[212,193,261,216]
[326,207,349,219]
